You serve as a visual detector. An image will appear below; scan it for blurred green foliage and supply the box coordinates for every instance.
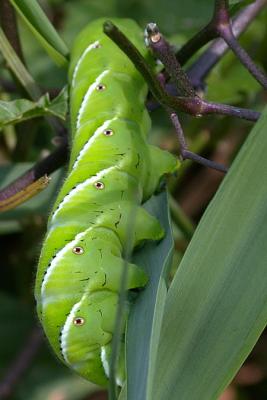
[0,0,267,399]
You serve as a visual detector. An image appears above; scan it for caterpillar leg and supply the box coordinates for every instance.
[145,144,179,197]
[101,342,125,387]
[79,253,148,293]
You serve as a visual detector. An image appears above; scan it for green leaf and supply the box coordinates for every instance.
[10,0,69,67]
[0,87,68,129]
[153,107,267,400]
[125,191,174,400]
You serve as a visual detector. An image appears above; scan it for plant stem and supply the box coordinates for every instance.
[0,327,43,399]
[169,112,228,173]
[187,0,267,89]
[104,21,260,122]
[0,137,68,210]
[146,23,195,97]
[176,25,216,66]
[218,24,267,90]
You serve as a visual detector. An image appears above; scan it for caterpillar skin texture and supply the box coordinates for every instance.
[35,18,178,386]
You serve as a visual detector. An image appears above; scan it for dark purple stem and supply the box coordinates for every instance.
[0,327,43,399]
[187,0,267,89]
[175,0,229,65]
[199,100,260,121]
[169,112,228,173]
[104,20,260,123]
[175,0,267,92]
[218,23,267,89]
[146,22,195,96]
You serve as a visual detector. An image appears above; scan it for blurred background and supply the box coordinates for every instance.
[0,0,267,399]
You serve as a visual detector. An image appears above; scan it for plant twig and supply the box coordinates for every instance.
[0,175,50,212]
[105,21,232,172]
[213,0,267,89]
[176,22,216,66]
[146,23,195,97]
[169,111,228,173]
[0,327,43,399]
[0,137,68,212]
[104,21,260,123]
[175,0,230,66]
[104,20,263,171]
[187,0,267,89]
[182,0,267,90]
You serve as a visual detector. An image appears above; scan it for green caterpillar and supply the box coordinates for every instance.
[35,18,178,386]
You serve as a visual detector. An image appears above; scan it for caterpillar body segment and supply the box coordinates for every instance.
[35,18,179,386]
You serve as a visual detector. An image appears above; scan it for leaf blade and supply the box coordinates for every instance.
[10,0,69,67]
[0,87,68,129]
[153,107,267,400]
[126,191,174,400]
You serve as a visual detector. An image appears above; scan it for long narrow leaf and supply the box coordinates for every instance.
[153,107,267,400]
[0,26,41,100]
[10,0,69,67]
[125,191,174,400]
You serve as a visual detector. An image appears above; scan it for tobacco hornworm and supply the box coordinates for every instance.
[35,18,178,386]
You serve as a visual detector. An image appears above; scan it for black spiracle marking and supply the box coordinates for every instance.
[135,153,141,168]
[59,327,65,357]
[102,273,107,287]
[79,277,90,282]
[115,213,122,229]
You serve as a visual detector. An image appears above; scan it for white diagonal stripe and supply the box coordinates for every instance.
[101,346,110,378]
[51,166,115,222]
[60,297,85,364]
[76,70,109,129]
[72,118,116,170]
[41,229,91,298]
[72,41,100,88]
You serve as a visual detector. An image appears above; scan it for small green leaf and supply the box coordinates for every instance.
[0,87,68,129]
[10,0,69,67]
